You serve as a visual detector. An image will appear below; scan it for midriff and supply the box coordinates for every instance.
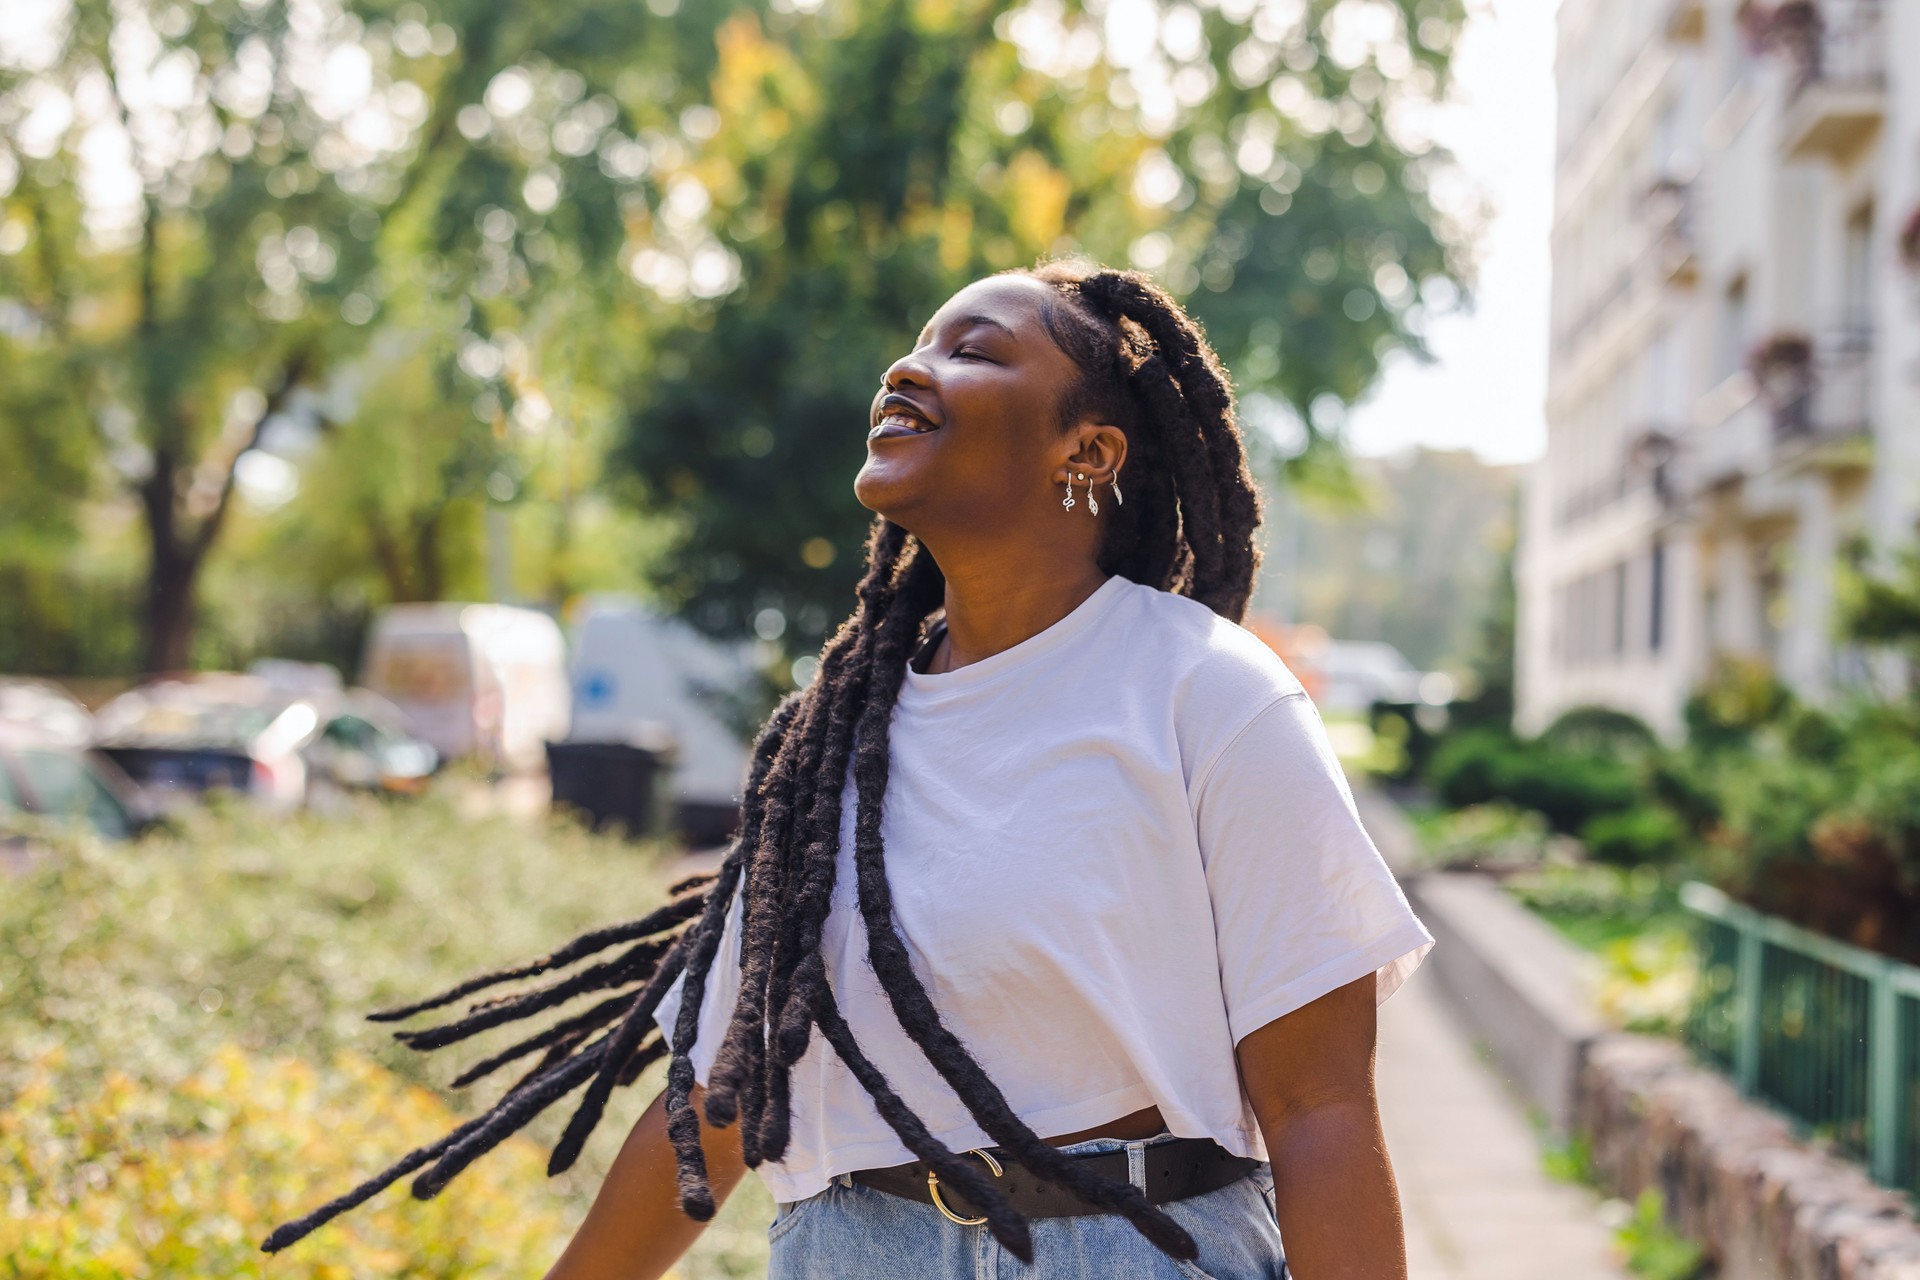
[1046,1104,1166,1145]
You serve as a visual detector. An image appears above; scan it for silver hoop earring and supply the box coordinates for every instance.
[1080,472,1097,516]
[1062,473,1075,511]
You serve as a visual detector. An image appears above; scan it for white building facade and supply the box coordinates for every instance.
[1517,0,1920,740]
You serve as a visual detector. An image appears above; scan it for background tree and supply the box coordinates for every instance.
[1,0,1472,675]
[0,0,727,670]
[612,0,1472,654]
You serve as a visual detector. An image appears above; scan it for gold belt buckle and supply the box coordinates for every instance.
[927,1148,1004,1225]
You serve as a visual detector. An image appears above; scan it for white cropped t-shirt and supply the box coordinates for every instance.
[656,574,1433,1203]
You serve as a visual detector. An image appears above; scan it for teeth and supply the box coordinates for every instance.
[878,413,931,432]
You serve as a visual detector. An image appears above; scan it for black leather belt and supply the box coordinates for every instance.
[851,1136,1259,1223]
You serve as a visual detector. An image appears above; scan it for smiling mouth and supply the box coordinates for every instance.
[869,410,939,440]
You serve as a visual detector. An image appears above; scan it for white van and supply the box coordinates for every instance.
[566,597,753,843]
[362,603,570,772]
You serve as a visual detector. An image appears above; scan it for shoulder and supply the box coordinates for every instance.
[1107,578,1304,702]
[1102,579,1309,777]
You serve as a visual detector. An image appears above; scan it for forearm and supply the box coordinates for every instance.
[544,1085,748,1280]
[1262,1097,1407,1280]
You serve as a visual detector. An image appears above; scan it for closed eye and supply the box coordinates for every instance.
[953,347,993,361]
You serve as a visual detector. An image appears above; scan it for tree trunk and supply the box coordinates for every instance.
[140,462,201,673]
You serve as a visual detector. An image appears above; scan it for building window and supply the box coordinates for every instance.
[1612,561,1629,658]
[1714,273,1750,383]
[1649,538,1666,653]
[1842,202,1874,339]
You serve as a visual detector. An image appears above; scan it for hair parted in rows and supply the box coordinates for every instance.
[265,259,1264,1264]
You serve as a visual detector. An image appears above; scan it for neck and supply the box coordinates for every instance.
[931,544,1108,672]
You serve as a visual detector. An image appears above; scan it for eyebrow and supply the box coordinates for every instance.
[918,313,1018,345]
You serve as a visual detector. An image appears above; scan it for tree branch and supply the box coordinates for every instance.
[187,347,313,562]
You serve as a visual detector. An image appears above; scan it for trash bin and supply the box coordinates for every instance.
[545,740,672,838]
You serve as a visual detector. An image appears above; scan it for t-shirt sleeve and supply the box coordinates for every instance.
[1193,690,1434,1045]
[652,885,743,1085]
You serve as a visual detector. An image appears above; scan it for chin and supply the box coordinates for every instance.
[853,456,931,523]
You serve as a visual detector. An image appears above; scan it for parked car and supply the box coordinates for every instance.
[94,674,322,811]
[0,719,147,843]
[92,673,439,812]
[0,676,97,747]
[305,688,439,796]
[362,603,570,773]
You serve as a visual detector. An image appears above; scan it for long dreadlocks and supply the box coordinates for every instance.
[264,260,1265,1263]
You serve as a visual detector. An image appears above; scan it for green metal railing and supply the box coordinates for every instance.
[1681,882,1920,1194]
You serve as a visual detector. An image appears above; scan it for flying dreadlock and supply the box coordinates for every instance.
[263,260,1264,1263]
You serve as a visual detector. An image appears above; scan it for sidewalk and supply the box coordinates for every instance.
[1378,971,1631,1280]
[1357,783,1631,1280]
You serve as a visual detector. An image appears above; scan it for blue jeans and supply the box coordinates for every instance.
[766,1133,1288,1279]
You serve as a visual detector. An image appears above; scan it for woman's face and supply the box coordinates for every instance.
[854,274,1098,540]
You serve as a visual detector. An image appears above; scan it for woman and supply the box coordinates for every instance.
[267,260,1433,1278]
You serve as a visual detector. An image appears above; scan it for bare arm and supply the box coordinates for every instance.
[543,1085,749,1280]
[1234,974,1407,1280]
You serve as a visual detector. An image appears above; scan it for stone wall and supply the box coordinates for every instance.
[1579,1035,1920,1280]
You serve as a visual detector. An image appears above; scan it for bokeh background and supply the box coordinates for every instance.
[6,0,1920,1275]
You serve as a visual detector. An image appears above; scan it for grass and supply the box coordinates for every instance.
[0,791,774,1278]
[1535,1129,1707,1280]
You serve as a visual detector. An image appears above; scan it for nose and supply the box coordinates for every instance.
[882,349,932,392]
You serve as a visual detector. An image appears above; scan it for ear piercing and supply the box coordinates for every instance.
[1065,470,1122,515]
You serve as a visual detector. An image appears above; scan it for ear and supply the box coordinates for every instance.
[1054,423,1129,486]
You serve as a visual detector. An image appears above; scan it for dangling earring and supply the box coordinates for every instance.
[1080,472,1098,516]
[1111,469,1124,507]
[1062,472,1075,511]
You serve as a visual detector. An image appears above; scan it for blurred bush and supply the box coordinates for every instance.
[1416,801,1555,871]
[1701,702,1920,964]
[1540,705,1658,762]
[1579,806,1687,868]
[1,1045,569,1276]
[1427,729,1638,837]
[0,795,773,1276]
[1504,863,1694,1034]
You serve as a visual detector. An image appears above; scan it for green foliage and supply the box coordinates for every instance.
[1504,863,1694,1033]
[610,0,1474,647]
[1543,705,1659,760]
[0,0,732,668]
[1701,700,1920,963]
[1417,801,1552,869]
[1615,1190,1707,1280]
[1426,729,1638,835]
[1838,537,1920,652]
[1505,862,1677,946]
[0,795,774,1275]
[1681,654,1796,753]
[3,0,1472,671]
[1537,1131,1596,1186]
[1580,806,1686,868]
[1426,728,1516,808]
[2,1044,573,1276]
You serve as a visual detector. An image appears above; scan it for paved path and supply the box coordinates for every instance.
[1378,972,1631,1280]
[1356,784,1631,1280]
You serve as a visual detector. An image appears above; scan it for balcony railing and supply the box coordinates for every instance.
[1676,390,1771,497]
[1776,0,1887,158]
[1756,329,1873,445]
